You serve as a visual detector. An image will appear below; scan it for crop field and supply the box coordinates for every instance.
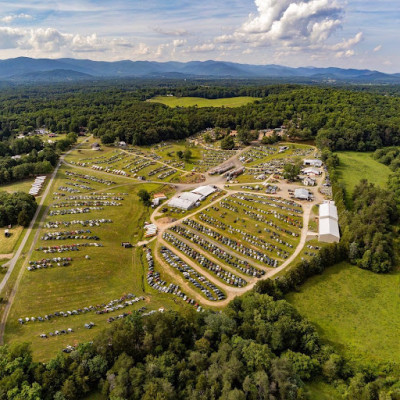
[336,151,391,195]
[149,96,260,108]
[287,262,400,368]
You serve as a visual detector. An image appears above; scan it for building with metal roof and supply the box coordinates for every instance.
[318,201,340,243]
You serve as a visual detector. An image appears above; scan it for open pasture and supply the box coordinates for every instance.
[149,96,260,108]
[287,262,400,368]
[336,151,391,196]
[0,178,36,194]
[0,226,24,255]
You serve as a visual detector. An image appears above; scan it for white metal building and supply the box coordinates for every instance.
[168,192,202,210]
[294,188,311,200]
[304,159,323,167]
[318,201,340,243]
[303,167,322,176]
[191,185,217,200]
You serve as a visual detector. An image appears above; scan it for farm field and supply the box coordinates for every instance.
[287,262,400,368]
[149,96,260,108]
[336,151,392,195]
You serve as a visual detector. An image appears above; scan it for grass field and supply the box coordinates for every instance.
[305,381,342,400]
[336,152,392,196]
[287,262,400,369]
[149,96,260,108]
[3,157,194,361]
[0,178,36,194]
[0,226,24,255]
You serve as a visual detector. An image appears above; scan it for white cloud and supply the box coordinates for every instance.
[191,43,216,53]
[214,0,361,58]
[0,26,152,59]
[153,27,189,37]
[373,44,382,52]
[1,13,33,24]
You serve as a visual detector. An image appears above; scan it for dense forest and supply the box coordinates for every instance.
[0,191,37,227]
[0,133,77,186]
[1,292,399,400]
[0,83,400,150]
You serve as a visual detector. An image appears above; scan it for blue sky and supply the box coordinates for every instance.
[0,0,398,72]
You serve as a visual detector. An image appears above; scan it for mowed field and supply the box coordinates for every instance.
[0,178,35,194]
[3,159,190,360]
[336,151,392,195]
[149,96,260,108]
[287,262,400,368]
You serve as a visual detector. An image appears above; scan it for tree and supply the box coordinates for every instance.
[204,133,213,143]
[221,136,235,150]
[183,149,192,161]
[17,209,31,227]
[138,189,151,206]
[176,150,183,159]
[283,163,301,181]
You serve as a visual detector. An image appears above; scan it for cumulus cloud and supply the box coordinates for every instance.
[373,44,382,52]
[0,26,151,58]
[214,0,362,58]
[1,14,33,24]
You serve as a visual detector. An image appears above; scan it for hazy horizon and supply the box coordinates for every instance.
[0,1,398,73]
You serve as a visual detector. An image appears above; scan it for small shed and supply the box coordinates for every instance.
[91,142,101,151]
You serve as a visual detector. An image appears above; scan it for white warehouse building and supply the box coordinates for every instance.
[168,185,217,210]
[318,201,340,243]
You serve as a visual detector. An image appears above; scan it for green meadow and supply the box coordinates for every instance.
[287,262,400,369]
[336,151,392,195]
[149,96,260,108]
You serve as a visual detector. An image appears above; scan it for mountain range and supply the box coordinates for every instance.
[1,57,399,83]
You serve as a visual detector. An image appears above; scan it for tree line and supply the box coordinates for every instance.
[0,134,77,186]
[1,84,400,151]
[1,290,399,400]
[322,150,399,273]
[0,191,37,227]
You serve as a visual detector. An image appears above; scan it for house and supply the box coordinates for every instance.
[91,142,101,151]
[303,176,316,186]
[318,201,340,243]
[294,188,311,200]
[303,159,323,167]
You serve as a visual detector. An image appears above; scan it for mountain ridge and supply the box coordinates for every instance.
[0,57,398,83]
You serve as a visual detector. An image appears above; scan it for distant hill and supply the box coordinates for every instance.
[0,57,398,83]
[9,69,93,83]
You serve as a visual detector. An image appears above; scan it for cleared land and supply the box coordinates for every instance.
[287,262,400,368]
[149,96,260,108]
[0,178,35,194]
[336,151,392,195]
[0,226,24,255]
